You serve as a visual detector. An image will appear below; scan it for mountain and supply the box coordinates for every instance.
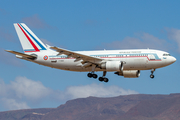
[0,93,180,120]
[0,108,54,120]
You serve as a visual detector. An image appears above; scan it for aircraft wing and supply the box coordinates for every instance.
[5,50,37,60]
[50,46,102,63]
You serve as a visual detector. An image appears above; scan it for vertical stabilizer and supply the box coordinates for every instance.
[14,23,47,53]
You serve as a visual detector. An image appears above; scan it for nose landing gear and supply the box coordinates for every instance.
[150,69,155,79]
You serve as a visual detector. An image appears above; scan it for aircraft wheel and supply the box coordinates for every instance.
[99,77,104,82]
[92,74,98,79]
[150,74,154,79]
[104,78,109,82]
[87,73,93,78]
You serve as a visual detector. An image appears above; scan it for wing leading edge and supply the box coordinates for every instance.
[50,46,103,65]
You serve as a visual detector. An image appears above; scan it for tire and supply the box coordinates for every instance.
[104,78,109,82]
[92,74,98,79]
[99,77,104,82]
[87,73,93,78]
[150,74,154,79]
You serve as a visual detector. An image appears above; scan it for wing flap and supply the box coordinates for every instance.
[5,50,37,60]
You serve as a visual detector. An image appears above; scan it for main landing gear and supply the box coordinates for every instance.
[87,64,109,82]
[87,64,98,79]
[150,69,155,79]
[87,72,98,79]
[87,71,109,83]
[98,71,109,83]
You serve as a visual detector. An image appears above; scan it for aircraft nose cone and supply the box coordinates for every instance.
[166,56,176,65]
[172,57,176,63]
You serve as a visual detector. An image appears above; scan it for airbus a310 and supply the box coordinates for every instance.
[6,23,176,82]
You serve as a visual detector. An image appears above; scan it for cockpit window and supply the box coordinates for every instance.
[163,53,171,56]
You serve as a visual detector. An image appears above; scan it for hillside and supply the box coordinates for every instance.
[0,93,180,120]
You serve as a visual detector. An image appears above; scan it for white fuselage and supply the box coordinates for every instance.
[9,23,177,81]
[30,49,176,72]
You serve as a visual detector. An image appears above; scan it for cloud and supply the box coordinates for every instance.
[0,78,31,110]
[102,32,169,50]
[22,14,51,29]
[64,84,138,99]
[1,98,30,110]
[166,28,180,52]
[0,76,138,111]
[0,76,52,110]
[10,77,52,101]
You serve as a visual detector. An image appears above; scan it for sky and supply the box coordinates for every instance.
[0,0,180,111]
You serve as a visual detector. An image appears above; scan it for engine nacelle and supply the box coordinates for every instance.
[115,70,140,78]
[101,61,123,71]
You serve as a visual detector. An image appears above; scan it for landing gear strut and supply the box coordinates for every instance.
[99,71,109,83]
[87,64,98,79]
[150,69,155,79]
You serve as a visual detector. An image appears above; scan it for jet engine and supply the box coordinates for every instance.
[101,61,123,71]
[115,70,140,78]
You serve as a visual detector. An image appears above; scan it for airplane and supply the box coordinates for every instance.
[6,23,176,82]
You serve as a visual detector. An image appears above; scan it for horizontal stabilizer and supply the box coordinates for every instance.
[5,50,37,60]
